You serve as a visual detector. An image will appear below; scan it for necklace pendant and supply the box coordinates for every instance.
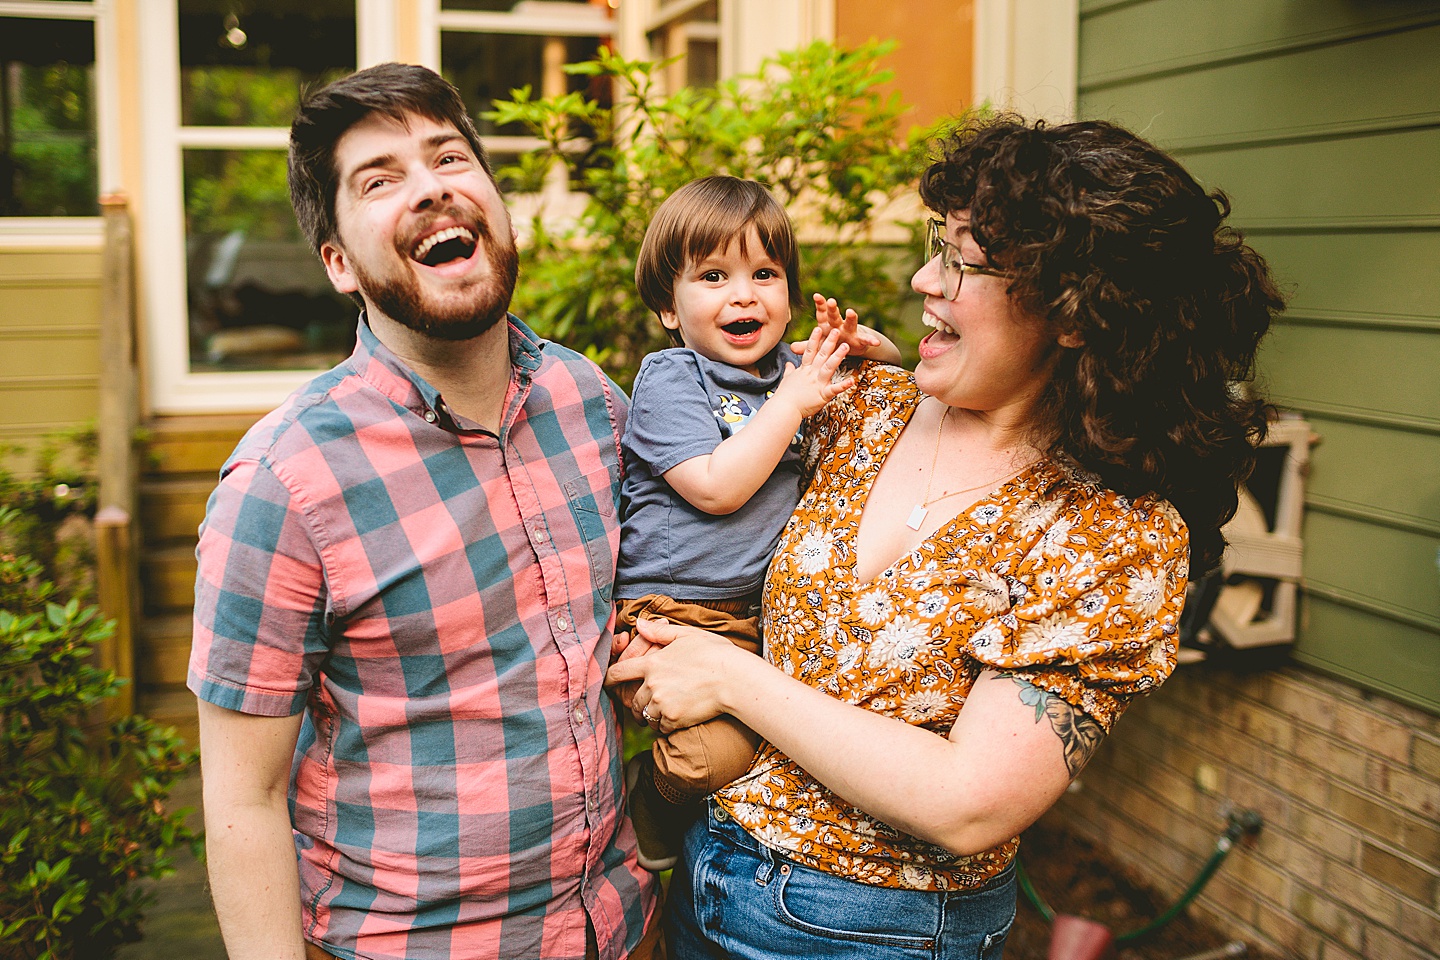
[906,504,927,531]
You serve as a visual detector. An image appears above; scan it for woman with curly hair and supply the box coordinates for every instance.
[608,116,1283,959]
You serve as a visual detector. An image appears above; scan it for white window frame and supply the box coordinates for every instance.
[139,0,396,414]
[0,0,117,245]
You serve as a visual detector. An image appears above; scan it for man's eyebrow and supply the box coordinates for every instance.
[342,133,471,187]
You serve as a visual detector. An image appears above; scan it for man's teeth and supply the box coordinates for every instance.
[922,314,958,335]
[412,226,475,260]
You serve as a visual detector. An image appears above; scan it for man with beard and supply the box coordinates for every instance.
[188,64,658,960]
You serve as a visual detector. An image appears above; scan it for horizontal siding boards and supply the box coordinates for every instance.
[1078,0,1440,89]
[1301,512,1440,632]
[1294,597,1440,714]
[1076,2,1440,710]
[1260,232,1440,325]
[1301,418,1440,535]
[1259,324,1440,428]
[0,250,103,463]
[1079,22,1440,152]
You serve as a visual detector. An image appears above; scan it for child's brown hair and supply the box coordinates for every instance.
[636,176,803,347]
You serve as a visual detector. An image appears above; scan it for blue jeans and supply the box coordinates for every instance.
[666,803,1016,960]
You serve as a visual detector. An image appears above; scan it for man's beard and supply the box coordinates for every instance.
[356,216,520,342]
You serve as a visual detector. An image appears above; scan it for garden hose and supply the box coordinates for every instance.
[1016,809,1264,942]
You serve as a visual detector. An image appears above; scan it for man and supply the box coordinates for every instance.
[188,63,657,960]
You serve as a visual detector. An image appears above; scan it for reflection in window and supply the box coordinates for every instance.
[178,0,355,127]
[442,31,605,138]
[0,17,97,217]
[184,149,356,372]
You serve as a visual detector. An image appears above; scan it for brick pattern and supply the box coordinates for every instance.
[1046,666,1440,960]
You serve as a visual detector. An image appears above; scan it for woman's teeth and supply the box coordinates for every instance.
[922,313,958,336]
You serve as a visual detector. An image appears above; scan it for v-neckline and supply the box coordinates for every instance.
[844,393,1045,588]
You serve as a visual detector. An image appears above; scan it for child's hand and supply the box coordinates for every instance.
[774,327,855,418]
[801,294,879,356]
[799,294,903,365]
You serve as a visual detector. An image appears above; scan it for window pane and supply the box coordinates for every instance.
[443,0,594,9]
[442,31,605,137]
[0,17,97,217]
[183,148,355,373]
[178,0,354,126]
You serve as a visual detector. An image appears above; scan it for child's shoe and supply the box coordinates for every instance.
[625,752,682,872]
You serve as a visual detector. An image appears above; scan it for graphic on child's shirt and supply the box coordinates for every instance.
[713,391,804,446]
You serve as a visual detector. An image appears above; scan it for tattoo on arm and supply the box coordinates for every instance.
[1003,674,1105,778]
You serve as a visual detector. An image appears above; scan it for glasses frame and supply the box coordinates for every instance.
[926,218,1011,300]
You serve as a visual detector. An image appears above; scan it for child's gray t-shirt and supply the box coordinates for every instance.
[615,344,805,601]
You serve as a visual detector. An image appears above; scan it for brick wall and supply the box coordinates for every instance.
[1046,664,1440,959]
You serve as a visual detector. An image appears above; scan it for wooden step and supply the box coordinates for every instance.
[141,543,198,615]
[137,614,194,687]
[144,413,261,477]
[138,686,200,748]
[140,476,215,545]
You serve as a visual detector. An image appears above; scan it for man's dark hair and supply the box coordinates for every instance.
[920,116,1285,576]
[287,62,492,257]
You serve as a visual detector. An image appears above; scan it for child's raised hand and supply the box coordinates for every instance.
[775,326,855,418]
[800,293,880,357]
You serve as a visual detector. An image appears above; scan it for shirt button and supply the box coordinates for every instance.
[534,527,548,544]
[573,706,585,725]
[556,614,570,632]
[586,794,597,812]
[423,409,437,423]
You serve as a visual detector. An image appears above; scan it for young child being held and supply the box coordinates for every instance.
[614,175,901,870]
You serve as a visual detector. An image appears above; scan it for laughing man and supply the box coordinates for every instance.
[188,64,658,960]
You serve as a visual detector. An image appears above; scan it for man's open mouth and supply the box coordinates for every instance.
[411,226,477,266]
[723,320,762,336]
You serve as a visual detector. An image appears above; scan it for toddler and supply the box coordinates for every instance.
[614,175,899,870]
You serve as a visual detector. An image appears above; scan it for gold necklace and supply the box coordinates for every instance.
[905,404,1038,531]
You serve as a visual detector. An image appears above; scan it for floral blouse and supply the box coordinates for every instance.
[714,362,1189,891]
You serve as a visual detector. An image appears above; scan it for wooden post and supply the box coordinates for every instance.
[95,193,140,715]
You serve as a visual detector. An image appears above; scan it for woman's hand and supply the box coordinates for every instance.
[604,618,750,733]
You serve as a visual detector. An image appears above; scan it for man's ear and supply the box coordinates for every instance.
[320,241,359,295]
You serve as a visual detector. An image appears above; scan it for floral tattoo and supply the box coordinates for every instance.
[1005,674,1105,778]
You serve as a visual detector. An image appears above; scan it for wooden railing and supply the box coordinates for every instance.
[94,194,140,715]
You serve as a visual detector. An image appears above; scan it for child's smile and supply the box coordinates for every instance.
[661,227,793,375]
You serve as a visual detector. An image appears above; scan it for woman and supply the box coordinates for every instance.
[607,117,1282,959]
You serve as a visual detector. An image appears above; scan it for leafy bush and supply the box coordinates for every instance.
[0,443,197,960]
[487,40,950,387]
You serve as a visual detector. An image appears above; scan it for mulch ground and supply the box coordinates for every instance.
[1006,821,1262,960]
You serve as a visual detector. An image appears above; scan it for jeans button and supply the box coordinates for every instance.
[714,807,728,822]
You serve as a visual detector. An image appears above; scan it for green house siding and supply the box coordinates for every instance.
[1078,0,1440,712]
[0,248,104,463]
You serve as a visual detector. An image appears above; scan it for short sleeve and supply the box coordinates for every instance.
[188,458,331,717]
[624,351,727,477]
[960,493,1190,732]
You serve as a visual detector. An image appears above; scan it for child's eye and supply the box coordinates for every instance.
[701,270,725,282]
[754,268,780,280]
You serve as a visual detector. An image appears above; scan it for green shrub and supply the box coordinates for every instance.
[486,40,953,387]
[0,444,197,960]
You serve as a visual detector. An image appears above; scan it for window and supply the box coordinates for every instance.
[644,0,719,90]
[437,0,612,173]
[1,7,99,217]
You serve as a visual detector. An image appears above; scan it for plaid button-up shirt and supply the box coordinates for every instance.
[189,317,655,960]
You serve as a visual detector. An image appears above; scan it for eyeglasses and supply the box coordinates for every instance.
[926,218,1011,300]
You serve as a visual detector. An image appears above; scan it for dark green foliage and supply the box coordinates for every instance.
[0,440,197,960]
[486,41,955,387]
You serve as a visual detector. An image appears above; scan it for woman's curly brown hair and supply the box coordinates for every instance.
[919,116,1284,576]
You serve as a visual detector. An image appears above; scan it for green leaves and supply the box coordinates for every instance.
[1,450,198,960]
[484,40,959,388]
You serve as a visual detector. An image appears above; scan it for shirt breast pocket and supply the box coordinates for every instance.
[565,465,620,598]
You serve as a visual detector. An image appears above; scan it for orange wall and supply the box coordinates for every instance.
[836,0,974,130]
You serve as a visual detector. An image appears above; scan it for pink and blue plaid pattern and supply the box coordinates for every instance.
[190,318,655,960]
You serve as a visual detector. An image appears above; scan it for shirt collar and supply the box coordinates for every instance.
[348,314,547,430]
